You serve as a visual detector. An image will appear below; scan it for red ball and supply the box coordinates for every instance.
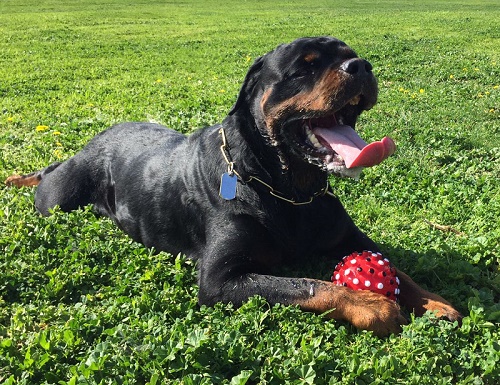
[331,251,400,301]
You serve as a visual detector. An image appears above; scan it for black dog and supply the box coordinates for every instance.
[6,36,461,336]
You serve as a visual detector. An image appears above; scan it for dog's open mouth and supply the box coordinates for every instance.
[293,95,396,175]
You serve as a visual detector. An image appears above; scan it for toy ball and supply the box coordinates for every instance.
[331,251,400,301]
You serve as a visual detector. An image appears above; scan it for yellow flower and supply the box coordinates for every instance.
[155,79,162,83]
[449,74,454,79]
[7,117,14,122]
[56,142,63,147]
[53,149,63,159]
[419,89,425,94]
[52,131,61,136]
[36,125,49,132]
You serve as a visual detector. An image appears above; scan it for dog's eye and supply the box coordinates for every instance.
[290,69,310,78]
[290,62,317,78]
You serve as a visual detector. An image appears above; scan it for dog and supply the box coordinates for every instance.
[6,36,462,336]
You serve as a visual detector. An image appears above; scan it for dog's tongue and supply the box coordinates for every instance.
[313,125,396,168]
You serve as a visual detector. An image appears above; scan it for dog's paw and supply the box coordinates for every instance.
[5,174,22,187]
[417,295,463,323]
[341,289,408,337]
[4,173,40,188]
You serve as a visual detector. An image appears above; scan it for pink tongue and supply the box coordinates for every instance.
[313,125,396,168]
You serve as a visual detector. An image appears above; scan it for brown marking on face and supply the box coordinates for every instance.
[262,68,346,132]
[395,269,463,321]
[5,173,41,187]
[259,87,273,117]
[294,279,406,337]
[303,52,320,63]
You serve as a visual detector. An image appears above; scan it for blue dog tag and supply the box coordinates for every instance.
[220,172,237,200]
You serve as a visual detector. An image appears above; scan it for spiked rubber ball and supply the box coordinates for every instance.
[331,251,400,301]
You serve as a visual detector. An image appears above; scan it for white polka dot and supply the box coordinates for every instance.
[378,260,384,265]
[350,259,357,264]
[335,274,340,280]
[353,278,359,285]
[396,277,400,285]
[377,283,384,289]
[344,268,351,276]
[364,280,371,287]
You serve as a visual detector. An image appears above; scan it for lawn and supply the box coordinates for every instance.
[0,0,499,384]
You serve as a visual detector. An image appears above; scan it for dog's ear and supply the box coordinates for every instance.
[228,55,265,116]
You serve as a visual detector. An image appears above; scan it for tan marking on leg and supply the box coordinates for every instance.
[295,280,406,337]
[396,269,462,321]
[5,174,41,187]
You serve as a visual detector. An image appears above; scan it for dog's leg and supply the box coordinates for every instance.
[198,267,406,337]
[5,162,62,188]
[6,154,101,216]
[395,269,463,322]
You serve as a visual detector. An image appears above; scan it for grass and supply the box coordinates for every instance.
[0,0,499,383]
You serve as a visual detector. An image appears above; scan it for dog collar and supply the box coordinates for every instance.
[218,126,333,205]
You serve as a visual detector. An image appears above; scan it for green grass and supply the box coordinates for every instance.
[0,0,499,383]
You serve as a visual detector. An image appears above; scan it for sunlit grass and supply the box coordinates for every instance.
[0,0,498,383]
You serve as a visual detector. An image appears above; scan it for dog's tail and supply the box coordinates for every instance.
[5,162,62,188]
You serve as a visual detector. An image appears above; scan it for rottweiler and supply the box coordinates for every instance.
[6,36,461,336]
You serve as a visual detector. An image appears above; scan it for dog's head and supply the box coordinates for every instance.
[230,36,395,179]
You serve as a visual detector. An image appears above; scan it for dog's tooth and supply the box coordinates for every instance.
[307,129,322,149]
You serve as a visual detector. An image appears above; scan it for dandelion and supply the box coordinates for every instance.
[7,117,14,122]
[53,149,63,159]
[36,125,49,132]
[155,79,162,83]
[56,142,63,147]
[449,74,454,79]
[245,55,252,62]
[52,131,61,136]
[419,89,425,94]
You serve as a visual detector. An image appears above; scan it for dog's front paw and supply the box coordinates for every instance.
[341,289,408,337]
[416,293,463,323]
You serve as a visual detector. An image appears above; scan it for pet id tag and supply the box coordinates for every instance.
[220,172,237,200]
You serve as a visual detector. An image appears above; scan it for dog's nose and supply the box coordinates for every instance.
[340,58,373,75]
